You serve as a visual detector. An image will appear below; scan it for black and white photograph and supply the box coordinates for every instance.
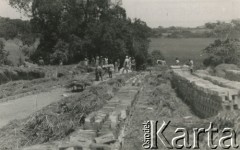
[0,0,240,149]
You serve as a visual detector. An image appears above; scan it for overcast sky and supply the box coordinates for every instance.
[0,0,24,19]
[0,0,240,28]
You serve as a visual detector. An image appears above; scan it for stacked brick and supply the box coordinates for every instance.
[194,72,240,91]
[172,69,239,118]
[194,72,240,110]
[225,70,240,82]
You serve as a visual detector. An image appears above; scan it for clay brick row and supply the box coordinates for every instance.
[172,69,239,118]
[225,69,240,82]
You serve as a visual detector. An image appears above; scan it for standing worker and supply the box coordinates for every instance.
[122,56,130,74]
[117,59,120,72]
[162,59,167,66]
[102,57,106,66]
[131,58,136,71]
[95,65,103,81]
[114,61,119,73]
[129,57,132,71]
[91,57,95,66]
[96,56,99,67]
[189,59,194,74]
[38,57,44,66]
[108,63,114,78]
[105,57,108,65]
[99,56,103,67]
[175,57,180,65]
[84,58,89,66]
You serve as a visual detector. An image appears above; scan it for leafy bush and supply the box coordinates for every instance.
[147,50,165,66]
[0,40,10,65]
[50,40,69,65]
[203,39,240,67]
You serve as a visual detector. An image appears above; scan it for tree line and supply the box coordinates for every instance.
[0,17,31,40]
[151,19,240,39]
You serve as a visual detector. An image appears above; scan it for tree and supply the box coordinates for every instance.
[50,40,69,65]
[205,22,217,29]
[0,40,10,65]
[213,22,233,39]
[0,17,31,40]
[9,0,32,16]
[205,20,240,39]
[147,50,165,65]
[203,39,240,67]
[231,19,240,30]
[9,0,151,68]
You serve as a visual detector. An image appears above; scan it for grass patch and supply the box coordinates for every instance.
[149,38,216,69]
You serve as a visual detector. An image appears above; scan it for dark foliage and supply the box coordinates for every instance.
[0,40,10,65]
[147,50,165,66]
[9,0,151,68]
[0,17,31,40]
[203,38,240,67]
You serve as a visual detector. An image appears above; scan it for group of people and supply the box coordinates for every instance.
[122,56,136,73]
[95,56,113,81]
[175,57,194,74]
[157,57,194,74]
[94,56,136,81]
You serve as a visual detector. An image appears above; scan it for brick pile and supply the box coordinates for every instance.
[194,72,240,91]
[172,69,239,118]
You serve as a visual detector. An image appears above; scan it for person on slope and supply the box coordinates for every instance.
[129,57,132,70]
[105,57,108,65]
[95,56,99,67]
[95,64,103,81]
[131,58,136,71]
[38,57,44,66]
[162,59,167,66]
[189,59,194,74]
[122,56,130,74]
[175,57,180,65]
[108,61,114,78]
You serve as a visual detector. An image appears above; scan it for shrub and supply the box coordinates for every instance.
[203,39,240,67]
[0,40,9,65]
[147,50,165,66]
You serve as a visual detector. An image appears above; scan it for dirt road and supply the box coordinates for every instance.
[0,88,69,128]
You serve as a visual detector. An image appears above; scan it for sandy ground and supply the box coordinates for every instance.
[0,88,70,128]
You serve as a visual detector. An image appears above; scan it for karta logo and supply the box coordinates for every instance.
[142,120,239,149]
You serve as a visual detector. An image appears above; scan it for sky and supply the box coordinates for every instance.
[0,0,25,19]
[0,0,240,28]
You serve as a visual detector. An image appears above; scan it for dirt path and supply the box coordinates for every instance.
[0,72,119,129]
[0,88,70,128]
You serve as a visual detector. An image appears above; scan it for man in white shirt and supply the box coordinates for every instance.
[175,57,180,65]
[189,59,194,74]
[122,56,130,74]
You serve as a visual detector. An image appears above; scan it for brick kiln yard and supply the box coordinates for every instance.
[0,65,240,150]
